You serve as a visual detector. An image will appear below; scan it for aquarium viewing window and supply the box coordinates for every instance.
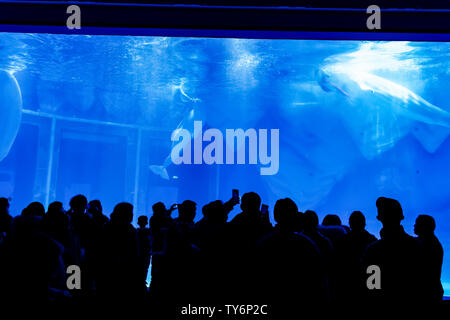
[0,1,449,299]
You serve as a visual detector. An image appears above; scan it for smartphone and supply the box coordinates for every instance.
[232,189,239,201]
[261,204,269,215]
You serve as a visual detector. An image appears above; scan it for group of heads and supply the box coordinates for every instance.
[1,194,437,236]
[376,197,436,236]
[70,195,103,217]
[265,195,437,236]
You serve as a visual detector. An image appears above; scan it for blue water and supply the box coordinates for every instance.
[0,33,449,295]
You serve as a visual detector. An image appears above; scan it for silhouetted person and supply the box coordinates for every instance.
[173,200,197,247]
[192,200,233,302]
[67,195,92,255]
[138,215,148,229]
[148,202,175,301]
[137,215,152,287]
[86,199,108,293]
[256,198,328,311]
[2,201,68,305]
[149,202,175,237]
[322,214,342,226]
[176,200,197,225]
[346,211,377,257]
[98,202,141,305]
[319,214,348,247]
[21,201,45,217]
[67,195,93,293]
[0,197,12,243]
[228,192,273,299]
[42,202,69,246]
[334,211,377,304]
[362,197,427,306]
[88,200,108,231]
[414,214,444,302]
[303,211,342,301]
[302,210,333,261]
[229,192,273,251]
[41,201,81,270]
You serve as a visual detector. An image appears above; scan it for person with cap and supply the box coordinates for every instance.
[362,197,427,306]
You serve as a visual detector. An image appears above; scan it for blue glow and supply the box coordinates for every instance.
[0,33,449,295]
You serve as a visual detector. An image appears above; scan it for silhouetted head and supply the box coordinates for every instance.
[111,202,133,225]
[376,197,403,228]
[414,214,436,237]
[0,197,10,215]
[303,210,319,232]
[137,215,148,229]
[178,200,197,222]
[204,200,227,224]
[44,201,69,232]
[21,202,45,217]
[69,194,88,214]
[240,192,261,214]
[47,201,65,215]
[349,211,366,232]
[88,200,102,216]
[274,198,298,230]
[322,214,342,226]
[152,202,167,217]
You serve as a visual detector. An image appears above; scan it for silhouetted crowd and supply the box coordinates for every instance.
[0,193,445,313]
